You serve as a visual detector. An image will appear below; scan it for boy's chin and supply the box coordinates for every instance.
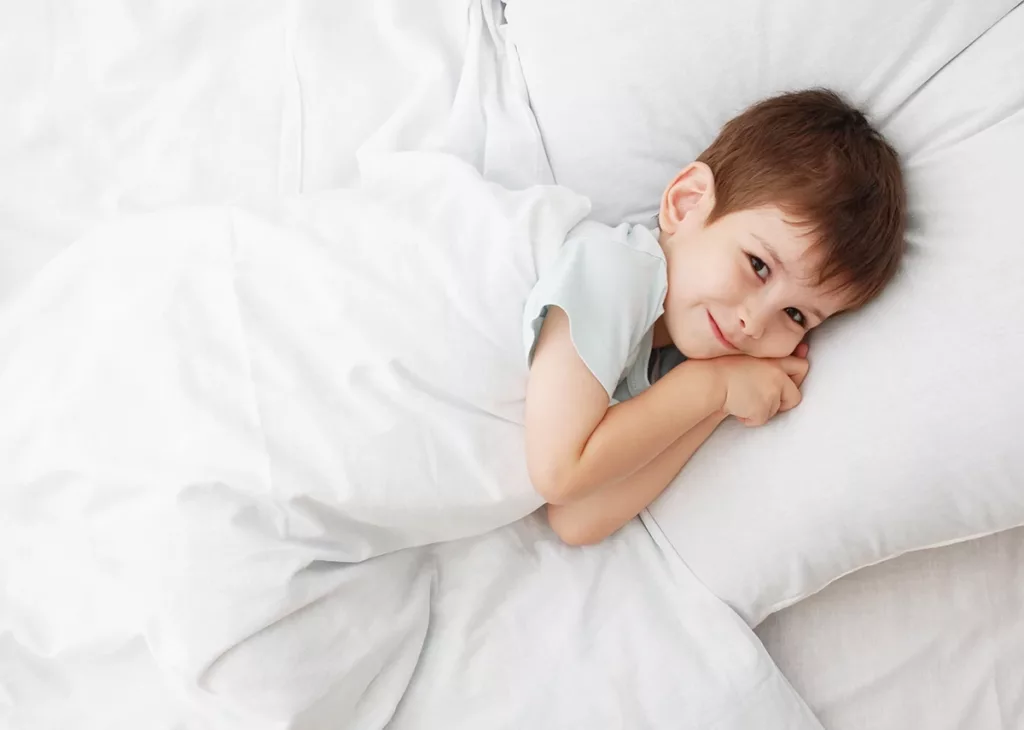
[665,320,732,359]
[686,348,733,360]
[672,338,725,360]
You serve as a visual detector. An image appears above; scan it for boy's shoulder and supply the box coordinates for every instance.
[565,220,664,264]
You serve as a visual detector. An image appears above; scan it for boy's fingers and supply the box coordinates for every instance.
[794,342,809,358]
[778,356,810,380]
[779,376,803,412]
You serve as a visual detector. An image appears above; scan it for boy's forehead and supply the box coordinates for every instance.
[733,206,820,266]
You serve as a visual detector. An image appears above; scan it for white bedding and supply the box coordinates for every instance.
[758,526,1024,729]
[2,516,821,730]
[0,2,822,729]
[0,0,550,303]
[5,1,1019,728]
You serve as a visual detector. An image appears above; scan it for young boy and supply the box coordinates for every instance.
[523,89,906,546]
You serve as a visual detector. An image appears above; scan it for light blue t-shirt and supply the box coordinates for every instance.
[523,221,687,404]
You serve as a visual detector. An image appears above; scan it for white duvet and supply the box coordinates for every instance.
[0,1,823,728]
[0,147,821,730]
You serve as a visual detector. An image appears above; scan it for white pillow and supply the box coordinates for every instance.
[506,0,1024,625]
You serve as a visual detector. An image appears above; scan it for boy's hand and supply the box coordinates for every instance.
[713,346,809,427]
[789,342,810,387]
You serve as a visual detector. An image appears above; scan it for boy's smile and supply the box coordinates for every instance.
[707,311,737,351]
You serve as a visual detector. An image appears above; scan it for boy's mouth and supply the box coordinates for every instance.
[707,311,738,351]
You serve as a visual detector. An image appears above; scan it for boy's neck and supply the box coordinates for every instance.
[652,316,673,348]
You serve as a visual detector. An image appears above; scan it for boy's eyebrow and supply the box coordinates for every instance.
[753,234,826,321]
[752,234,787,275]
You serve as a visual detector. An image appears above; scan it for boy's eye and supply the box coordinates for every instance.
[785,307,806,327]
[749,255,770,281]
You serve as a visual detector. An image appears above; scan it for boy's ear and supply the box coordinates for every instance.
[658,162,715,234]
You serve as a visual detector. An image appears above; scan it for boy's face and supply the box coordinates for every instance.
[658,164,850,360]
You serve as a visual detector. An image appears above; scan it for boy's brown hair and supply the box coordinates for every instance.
[698,88,906,309]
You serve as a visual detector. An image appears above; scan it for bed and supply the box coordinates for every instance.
[758,526,1024,730]
[2,1,1022,728]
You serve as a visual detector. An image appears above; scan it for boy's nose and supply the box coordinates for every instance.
[738,309,766,339]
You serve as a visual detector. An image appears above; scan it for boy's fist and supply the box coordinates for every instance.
[713,350,809,427]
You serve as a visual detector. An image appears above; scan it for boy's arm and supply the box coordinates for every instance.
[545,412,727,546]
[526,307,723,505]
[543,341,811,545]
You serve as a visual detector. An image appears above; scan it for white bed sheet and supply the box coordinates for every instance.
[757,527,1024,729]
[15,525,1022,730]
[3,516,823,730]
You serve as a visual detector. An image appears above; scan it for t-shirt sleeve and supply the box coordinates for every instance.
[523,232,666,398]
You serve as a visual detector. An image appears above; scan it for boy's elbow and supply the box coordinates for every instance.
[546,505,605,547]
[529,461,579,506]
